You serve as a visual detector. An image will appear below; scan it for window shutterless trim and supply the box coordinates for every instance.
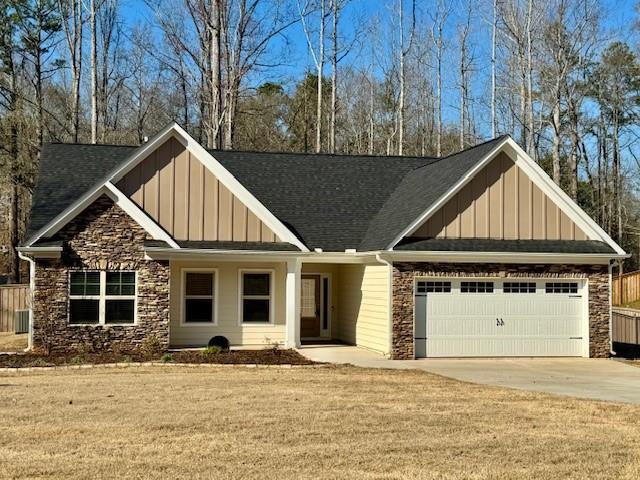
[68,270,137,326]
[180,268,219,326]
[238,269,275,326]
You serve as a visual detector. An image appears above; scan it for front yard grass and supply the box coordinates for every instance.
[1,366,639,479]
[0,333,27,353]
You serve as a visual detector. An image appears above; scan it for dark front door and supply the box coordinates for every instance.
[300,275,321,338]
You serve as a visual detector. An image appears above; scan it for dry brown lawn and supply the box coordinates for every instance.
[1,366,640,480]
[0,333,27,353]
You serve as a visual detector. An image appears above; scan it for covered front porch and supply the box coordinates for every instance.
[161,253,391,354]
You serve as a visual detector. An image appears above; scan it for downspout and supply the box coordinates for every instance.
[375,253,394,358]
[17,251,35,352]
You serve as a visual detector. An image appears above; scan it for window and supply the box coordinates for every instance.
[69,271,136,325]
[416,281,452,294]
[105,272,136,324]
[545,282,578,294]
[241,271,272,324]
[503,282,536,294]
[183,271,216,324]
[461,281,494,293]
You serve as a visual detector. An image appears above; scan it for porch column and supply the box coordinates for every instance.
[285,258,301,348]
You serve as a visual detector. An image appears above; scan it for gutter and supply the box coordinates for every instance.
[17,251,35,352]
[16,246,62,259]
[144,246,628,264]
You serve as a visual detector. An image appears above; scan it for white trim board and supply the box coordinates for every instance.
[26,122,308,252]
[386,136,625,256]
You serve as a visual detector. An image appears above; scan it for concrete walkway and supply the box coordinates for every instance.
[299,344,640,404]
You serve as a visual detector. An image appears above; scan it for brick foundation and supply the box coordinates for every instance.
[391,262,610,360]
[32,195,170,353]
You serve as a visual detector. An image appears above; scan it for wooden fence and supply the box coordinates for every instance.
[612,271,640,306]
[0,284,29,333]
[612,309,640,345]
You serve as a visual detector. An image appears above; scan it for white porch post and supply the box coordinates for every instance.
[285,258,301,348]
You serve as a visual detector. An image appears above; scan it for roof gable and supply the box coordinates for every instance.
[359,136,509,251]
[415,151,589,241]
[116,137,281,243]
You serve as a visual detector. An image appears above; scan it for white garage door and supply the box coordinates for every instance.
[414,279,586,357]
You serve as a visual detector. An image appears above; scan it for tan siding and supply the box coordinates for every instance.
[335,264,390,354]
[116,138,279,242]
[413,152,590,241]
[169,261,286,347]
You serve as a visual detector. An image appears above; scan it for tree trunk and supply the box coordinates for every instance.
[209,0,222,149]
[90,0,98,143]
[330,0,338,154]
[551,91,561,185]
[315,0,326,153]
[491,0,497,138]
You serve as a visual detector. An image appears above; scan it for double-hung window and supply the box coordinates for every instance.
[240,271,273,324]
[69,271,136,325]
[183,271,216,324]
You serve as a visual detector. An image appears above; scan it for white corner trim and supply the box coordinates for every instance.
[386,136,626,256]
[103,183,180,248]
[385,137,511,250]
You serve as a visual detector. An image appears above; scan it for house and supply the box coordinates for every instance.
[17,123,627,359]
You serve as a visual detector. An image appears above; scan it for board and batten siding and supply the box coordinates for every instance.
[415,152,589,241]
[169,260,286,347]
[335,264,390,354]
[117,137,280,243]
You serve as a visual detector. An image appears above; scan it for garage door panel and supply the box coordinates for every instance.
[417,279,585,357]
[427,337,583,357]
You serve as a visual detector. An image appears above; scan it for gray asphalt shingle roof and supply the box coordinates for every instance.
[28,134,607,256]
[28,143,137,237]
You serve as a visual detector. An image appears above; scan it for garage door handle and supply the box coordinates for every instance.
[569,337,582,340]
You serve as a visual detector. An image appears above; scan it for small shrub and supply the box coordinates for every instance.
[141,336,163,357]
[70,355,84,365]
[264,337,282,353]
[160,353,174,363]
[203,346,221,355]
[122,355,133,363]
[31,358,49,367]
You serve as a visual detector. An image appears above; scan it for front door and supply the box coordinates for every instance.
[301,275,321,338]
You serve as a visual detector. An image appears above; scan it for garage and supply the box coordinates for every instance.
[414,279,587,358]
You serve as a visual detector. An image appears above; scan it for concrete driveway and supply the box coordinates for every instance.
[299,345,640,404]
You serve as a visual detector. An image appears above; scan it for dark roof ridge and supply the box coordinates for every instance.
[44,141,141,148]
[208,147,437,160]
[439,134,510,160]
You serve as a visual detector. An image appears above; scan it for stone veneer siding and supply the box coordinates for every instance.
[392,262,610,360]
[32,195,170,353]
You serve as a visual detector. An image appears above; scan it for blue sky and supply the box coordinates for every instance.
[120,0,640,138]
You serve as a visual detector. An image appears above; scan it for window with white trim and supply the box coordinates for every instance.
[461,281,494,293]
[69,271,136,325]
[545,282,578,294]
[183,271,216,323]
[416,281,451,294]
[241,271,272,324]
[503,282,536,294]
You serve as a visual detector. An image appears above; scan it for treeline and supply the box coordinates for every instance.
[2,0,640,282]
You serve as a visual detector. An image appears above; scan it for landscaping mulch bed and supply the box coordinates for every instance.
[0,348,315,368]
